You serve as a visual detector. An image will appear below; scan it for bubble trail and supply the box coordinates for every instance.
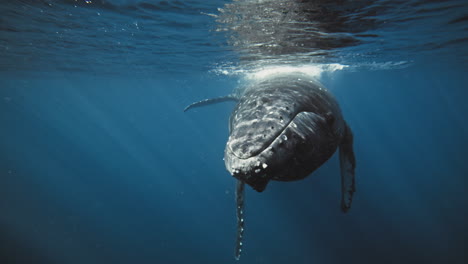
[234,180,245,260]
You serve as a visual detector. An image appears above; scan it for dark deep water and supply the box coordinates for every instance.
[1,1,468,264]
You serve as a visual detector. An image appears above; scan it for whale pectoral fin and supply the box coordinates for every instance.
[339,123,356,213]
[184,94,239,112]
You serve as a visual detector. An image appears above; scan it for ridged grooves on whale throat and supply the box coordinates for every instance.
[235,180,245,260]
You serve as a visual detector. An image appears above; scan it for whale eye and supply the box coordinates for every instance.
[325,112,335,125]
[286,107,289,110]
[271,126,274,130]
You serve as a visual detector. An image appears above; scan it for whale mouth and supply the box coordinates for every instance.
[225,113,304,192]
[232,172,269,192]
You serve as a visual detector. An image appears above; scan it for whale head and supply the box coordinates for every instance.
[224,74,342,192]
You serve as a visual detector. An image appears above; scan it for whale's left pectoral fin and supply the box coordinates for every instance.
[339,123,356,213]
[184,94,239,112]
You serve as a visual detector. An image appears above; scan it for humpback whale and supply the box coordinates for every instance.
[185,72,356,260]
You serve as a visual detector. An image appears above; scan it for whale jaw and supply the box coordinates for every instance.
[224,144,271,192]
[233,171,269,192]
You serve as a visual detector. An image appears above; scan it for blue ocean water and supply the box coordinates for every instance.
[1,1,467,264]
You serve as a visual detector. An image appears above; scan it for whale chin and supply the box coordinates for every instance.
[224,145,271,192]
[232,173,269,192]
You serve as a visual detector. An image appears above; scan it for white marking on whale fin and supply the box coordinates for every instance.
[183,94,238,112]
[339,123,356,213]
[234,180,245,260]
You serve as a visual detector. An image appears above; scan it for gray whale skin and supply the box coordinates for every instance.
[185,72,356,259]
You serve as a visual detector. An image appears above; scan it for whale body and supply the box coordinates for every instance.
[185,72,356,259]
[225,73,355,197]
